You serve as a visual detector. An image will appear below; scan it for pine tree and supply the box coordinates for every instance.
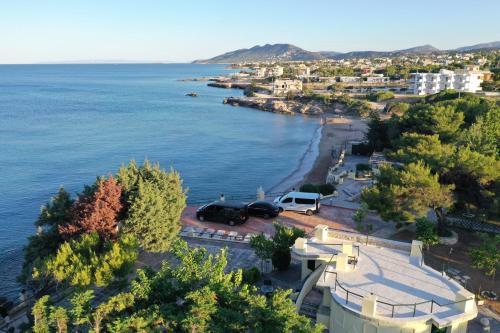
[118,160,186,252]
[59,175,123,239]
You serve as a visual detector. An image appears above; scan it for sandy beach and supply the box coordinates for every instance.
[299,115,367,186]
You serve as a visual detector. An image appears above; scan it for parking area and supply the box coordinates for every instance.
[181,204,394,237]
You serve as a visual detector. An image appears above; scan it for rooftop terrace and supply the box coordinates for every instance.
[292,226,477,326]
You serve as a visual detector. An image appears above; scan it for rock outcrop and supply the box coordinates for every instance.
[223,97,331,115]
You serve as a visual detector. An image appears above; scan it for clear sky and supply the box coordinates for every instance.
[1,0,499,64]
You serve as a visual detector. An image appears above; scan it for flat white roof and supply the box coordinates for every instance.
[300,237,475,324]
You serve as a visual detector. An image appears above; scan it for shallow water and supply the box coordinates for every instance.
[0,64,319,299]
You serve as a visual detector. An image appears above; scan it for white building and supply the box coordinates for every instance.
[338,76,361,83]
[297,64,311,78]
[253,67,267,78]
[293,225,478,333]
[365,76,390,83]
[272,79,302,95]
[412,68,484,95]
[269,65,284,77]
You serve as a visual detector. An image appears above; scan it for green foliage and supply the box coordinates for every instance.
[251,223,305,271]
[20,188,73,283]
[389,133,455,173]
[32,239,323,332]
[33,232,137,288]
[362,162,454,226]
[385,102,409,115]
[299,183,335,196]
[118,160,187,252]
[32,295,51,333]
[469,234,500,278]
[242,266,261,284]
[366,91,394,102]
[401,104,464,142]
[365,92,500,218]
[415,218,439,249]
[353,203,370,233]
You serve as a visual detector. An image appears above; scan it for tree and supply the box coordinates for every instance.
[32,295,51,333]
[415,218,439,249]
[469,234,500,279]
[33,232,137,288]
[49,306,69,333]
[459,107,500,157]
[400,104,464,142]
[362,162,455,230]
[353,203,369,233]
[31,239,324,332]
[389,133,455,174]
[59,175,123,240]
[250,223,305,271]
[118,160,186,252]
[20,188,74,283]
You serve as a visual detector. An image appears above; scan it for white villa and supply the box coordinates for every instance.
[411,68,484,95]
[270,65,284,77]
[297,64,311,78]
[293,225,477,333]
[273,79,303,95]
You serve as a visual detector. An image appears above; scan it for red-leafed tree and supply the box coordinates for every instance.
[59,175,123,239]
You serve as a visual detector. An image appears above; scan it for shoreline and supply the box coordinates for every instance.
[267,115,368,195]
[266,120,323,194]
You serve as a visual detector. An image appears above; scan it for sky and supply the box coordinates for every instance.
[1,0,499,64]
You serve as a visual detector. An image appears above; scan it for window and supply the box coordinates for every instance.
[282,197,293,203]
[295,198,315,205]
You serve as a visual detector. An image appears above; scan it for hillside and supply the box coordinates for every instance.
[193,44,325,64]
[194,42,500,63]
[454,41,500,51]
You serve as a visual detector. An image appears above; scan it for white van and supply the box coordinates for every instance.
[273,191,321,216]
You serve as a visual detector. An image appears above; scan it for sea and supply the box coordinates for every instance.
[0,64,320,300]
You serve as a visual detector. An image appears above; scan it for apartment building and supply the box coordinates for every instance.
[412,68,484,95]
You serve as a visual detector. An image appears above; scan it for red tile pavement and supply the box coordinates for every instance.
[181,205,385,236]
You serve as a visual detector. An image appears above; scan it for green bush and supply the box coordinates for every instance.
[299,183,335,196]
[415,218,439,249]
[367,91,394,102]
[272,248,292,271]
[385,102,409,114]
[242,267,261,284]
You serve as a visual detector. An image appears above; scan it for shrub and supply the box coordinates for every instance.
[250,223,305,271]
[367,91,394,102]
[242,267,261,284]
[385,102,410,114]
[299,183,335,196]
[272,248,292,271]
[415,218,439,249]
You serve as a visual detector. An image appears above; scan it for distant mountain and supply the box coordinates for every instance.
[193,44,325,63]
[396,44,440,53]
[454,41,500,52]
[194,42,500,63]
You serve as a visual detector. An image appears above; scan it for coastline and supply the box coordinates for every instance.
[266,120,323,194]
[267,115,368,195]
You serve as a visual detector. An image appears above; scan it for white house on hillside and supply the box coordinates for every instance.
[272,79,302,95]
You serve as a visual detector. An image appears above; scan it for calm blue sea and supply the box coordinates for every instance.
[0,64,319,299]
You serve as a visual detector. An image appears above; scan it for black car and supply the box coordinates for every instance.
[196,201,249,226]
[247,201,279,219]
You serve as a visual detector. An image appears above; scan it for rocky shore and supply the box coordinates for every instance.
[208,82,251,89]
[223,96,335,115]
